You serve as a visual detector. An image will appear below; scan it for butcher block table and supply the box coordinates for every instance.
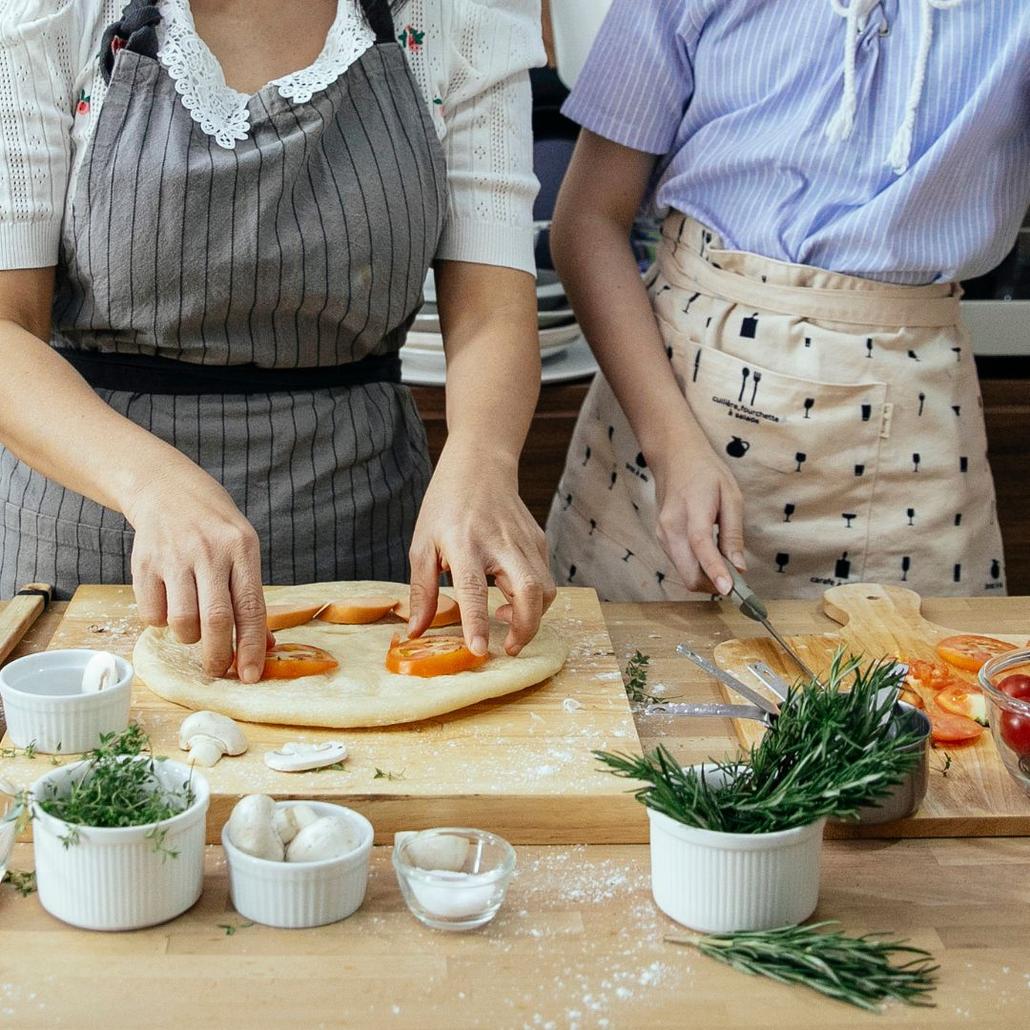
[2,596,1030,1028]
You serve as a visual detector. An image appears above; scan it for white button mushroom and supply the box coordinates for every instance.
[227,795,285,861]
[394,830,470,873]
[285,816,362,863]
[273,803,320,845]
[81,651,119,694]
[178,711,248,767]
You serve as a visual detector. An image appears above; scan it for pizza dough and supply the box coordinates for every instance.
[133,581,569,728]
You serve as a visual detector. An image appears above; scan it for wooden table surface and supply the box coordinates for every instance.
[2,596,1030,1028]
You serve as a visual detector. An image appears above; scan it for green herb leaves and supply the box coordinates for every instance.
[598,652,922,834]
[1,869,36,897]
[667,921,938,1011]
[37,725,195,847]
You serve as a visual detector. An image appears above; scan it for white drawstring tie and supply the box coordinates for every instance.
[826,0,965,174]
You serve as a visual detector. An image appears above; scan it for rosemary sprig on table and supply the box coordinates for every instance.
[667,922,938,1011]
[598,651,921,833]
[37,724,194,849]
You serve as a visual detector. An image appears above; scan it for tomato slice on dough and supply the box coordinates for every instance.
[385,634,487,677]
[392,593,461,628]
[935,683,988,726]
[265,603,326,631]
[936,634,1017,673]
[261,643,338,679]
[318,596,399,625]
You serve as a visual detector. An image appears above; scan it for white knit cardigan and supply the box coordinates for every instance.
[0,0,545,274]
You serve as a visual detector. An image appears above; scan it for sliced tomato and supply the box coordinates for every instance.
[898,689,924,710]
[924,695,983,745]
[265,603,326,631]
[318,596,399,625]
[392,593,462,629]
[935,683,988,726]
[936,634,1017,673]
[261,643,338,679]
[905,659,960,693]
[385,634,487,677]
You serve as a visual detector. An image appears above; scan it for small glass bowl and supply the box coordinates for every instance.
[392,828,516,931]
[979,649,1030,796]
[0,785,20,884]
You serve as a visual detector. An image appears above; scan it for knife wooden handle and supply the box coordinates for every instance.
[0,582,53,667]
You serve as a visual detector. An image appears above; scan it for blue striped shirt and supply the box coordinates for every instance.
[563,0,1030,284]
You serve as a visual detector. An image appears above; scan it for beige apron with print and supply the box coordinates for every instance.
[546,213,1006,601]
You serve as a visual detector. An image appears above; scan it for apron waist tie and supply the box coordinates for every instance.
[662,215,962,330]
[57,349,402,395]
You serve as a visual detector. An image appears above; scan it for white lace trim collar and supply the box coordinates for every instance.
[156,0,377,149]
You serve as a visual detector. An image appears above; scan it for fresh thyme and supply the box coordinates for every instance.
[667,922,937,1011]
[0,742,38,760]
[373,767,405,781]
[37,725,194,852]
[620,650,666,707]
[315,761,348,773]
[2,869,37,897]
[218,921,254,936]
[598,652,921,834]
[936,752,953,777]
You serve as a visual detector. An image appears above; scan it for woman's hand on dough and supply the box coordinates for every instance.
[650,433,747,595]
[408,447,556,657]
[124,467,268,682]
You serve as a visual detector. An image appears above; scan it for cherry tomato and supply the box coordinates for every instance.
[998,674,1030,701]
[260,643,338,679]
[935,683,988,725]
[1000,712,1030,756]
[392,593,461,628]
[385,634,487,677]
[265,603,326,631]
[936,634,1017,673]
[318,596,399,625]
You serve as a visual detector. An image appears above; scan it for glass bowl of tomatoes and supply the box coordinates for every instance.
[979,650,1030,795]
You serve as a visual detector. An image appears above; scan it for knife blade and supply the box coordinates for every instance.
[644,701,772,725]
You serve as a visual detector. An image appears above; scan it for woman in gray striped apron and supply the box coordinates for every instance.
[0,0,553,682]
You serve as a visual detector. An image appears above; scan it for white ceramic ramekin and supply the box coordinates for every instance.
[0,649,132,753]
[648,765,825,933]
[222,801,373,929]
[31,758,209,931]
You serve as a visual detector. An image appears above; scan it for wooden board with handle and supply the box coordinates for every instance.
[712,583,1030,838]
[0,584,647,845]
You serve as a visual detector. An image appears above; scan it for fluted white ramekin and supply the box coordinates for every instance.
[31,758,209,931]
[0,649,132,753]
[648,765,825,933]
[223,801,373,928]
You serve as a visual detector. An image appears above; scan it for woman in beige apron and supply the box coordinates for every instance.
[543,0,1023,602]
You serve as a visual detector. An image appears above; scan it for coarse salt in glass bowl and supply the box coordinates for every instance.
[979,648,1030,796]
[392,827,515,931]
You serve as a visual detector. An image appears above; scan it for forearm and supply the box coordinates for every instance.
[550,207,707,466]
[0,319,200,520]
[435,260,540,477]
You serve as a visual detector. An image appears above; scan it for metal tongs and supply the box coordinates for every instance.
[725,566,822,685]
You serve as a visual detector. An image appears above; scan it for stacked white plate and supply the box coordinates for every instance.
[402,269,596,386]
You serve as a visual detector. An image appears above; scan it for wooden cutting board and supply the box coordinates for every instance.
[1,585,646,845]
[713,583,1030,838]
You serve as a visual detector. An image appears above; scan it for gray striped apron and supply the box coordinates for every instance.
[0,0,446,600]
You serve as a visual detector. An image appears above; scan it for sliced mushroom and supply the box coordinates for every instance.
[285,816,362,862]
[263,740,347,773]
[228,795,284,861]
[81,651,119,694]
[273,803,320,845]
[179,711,248,767]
